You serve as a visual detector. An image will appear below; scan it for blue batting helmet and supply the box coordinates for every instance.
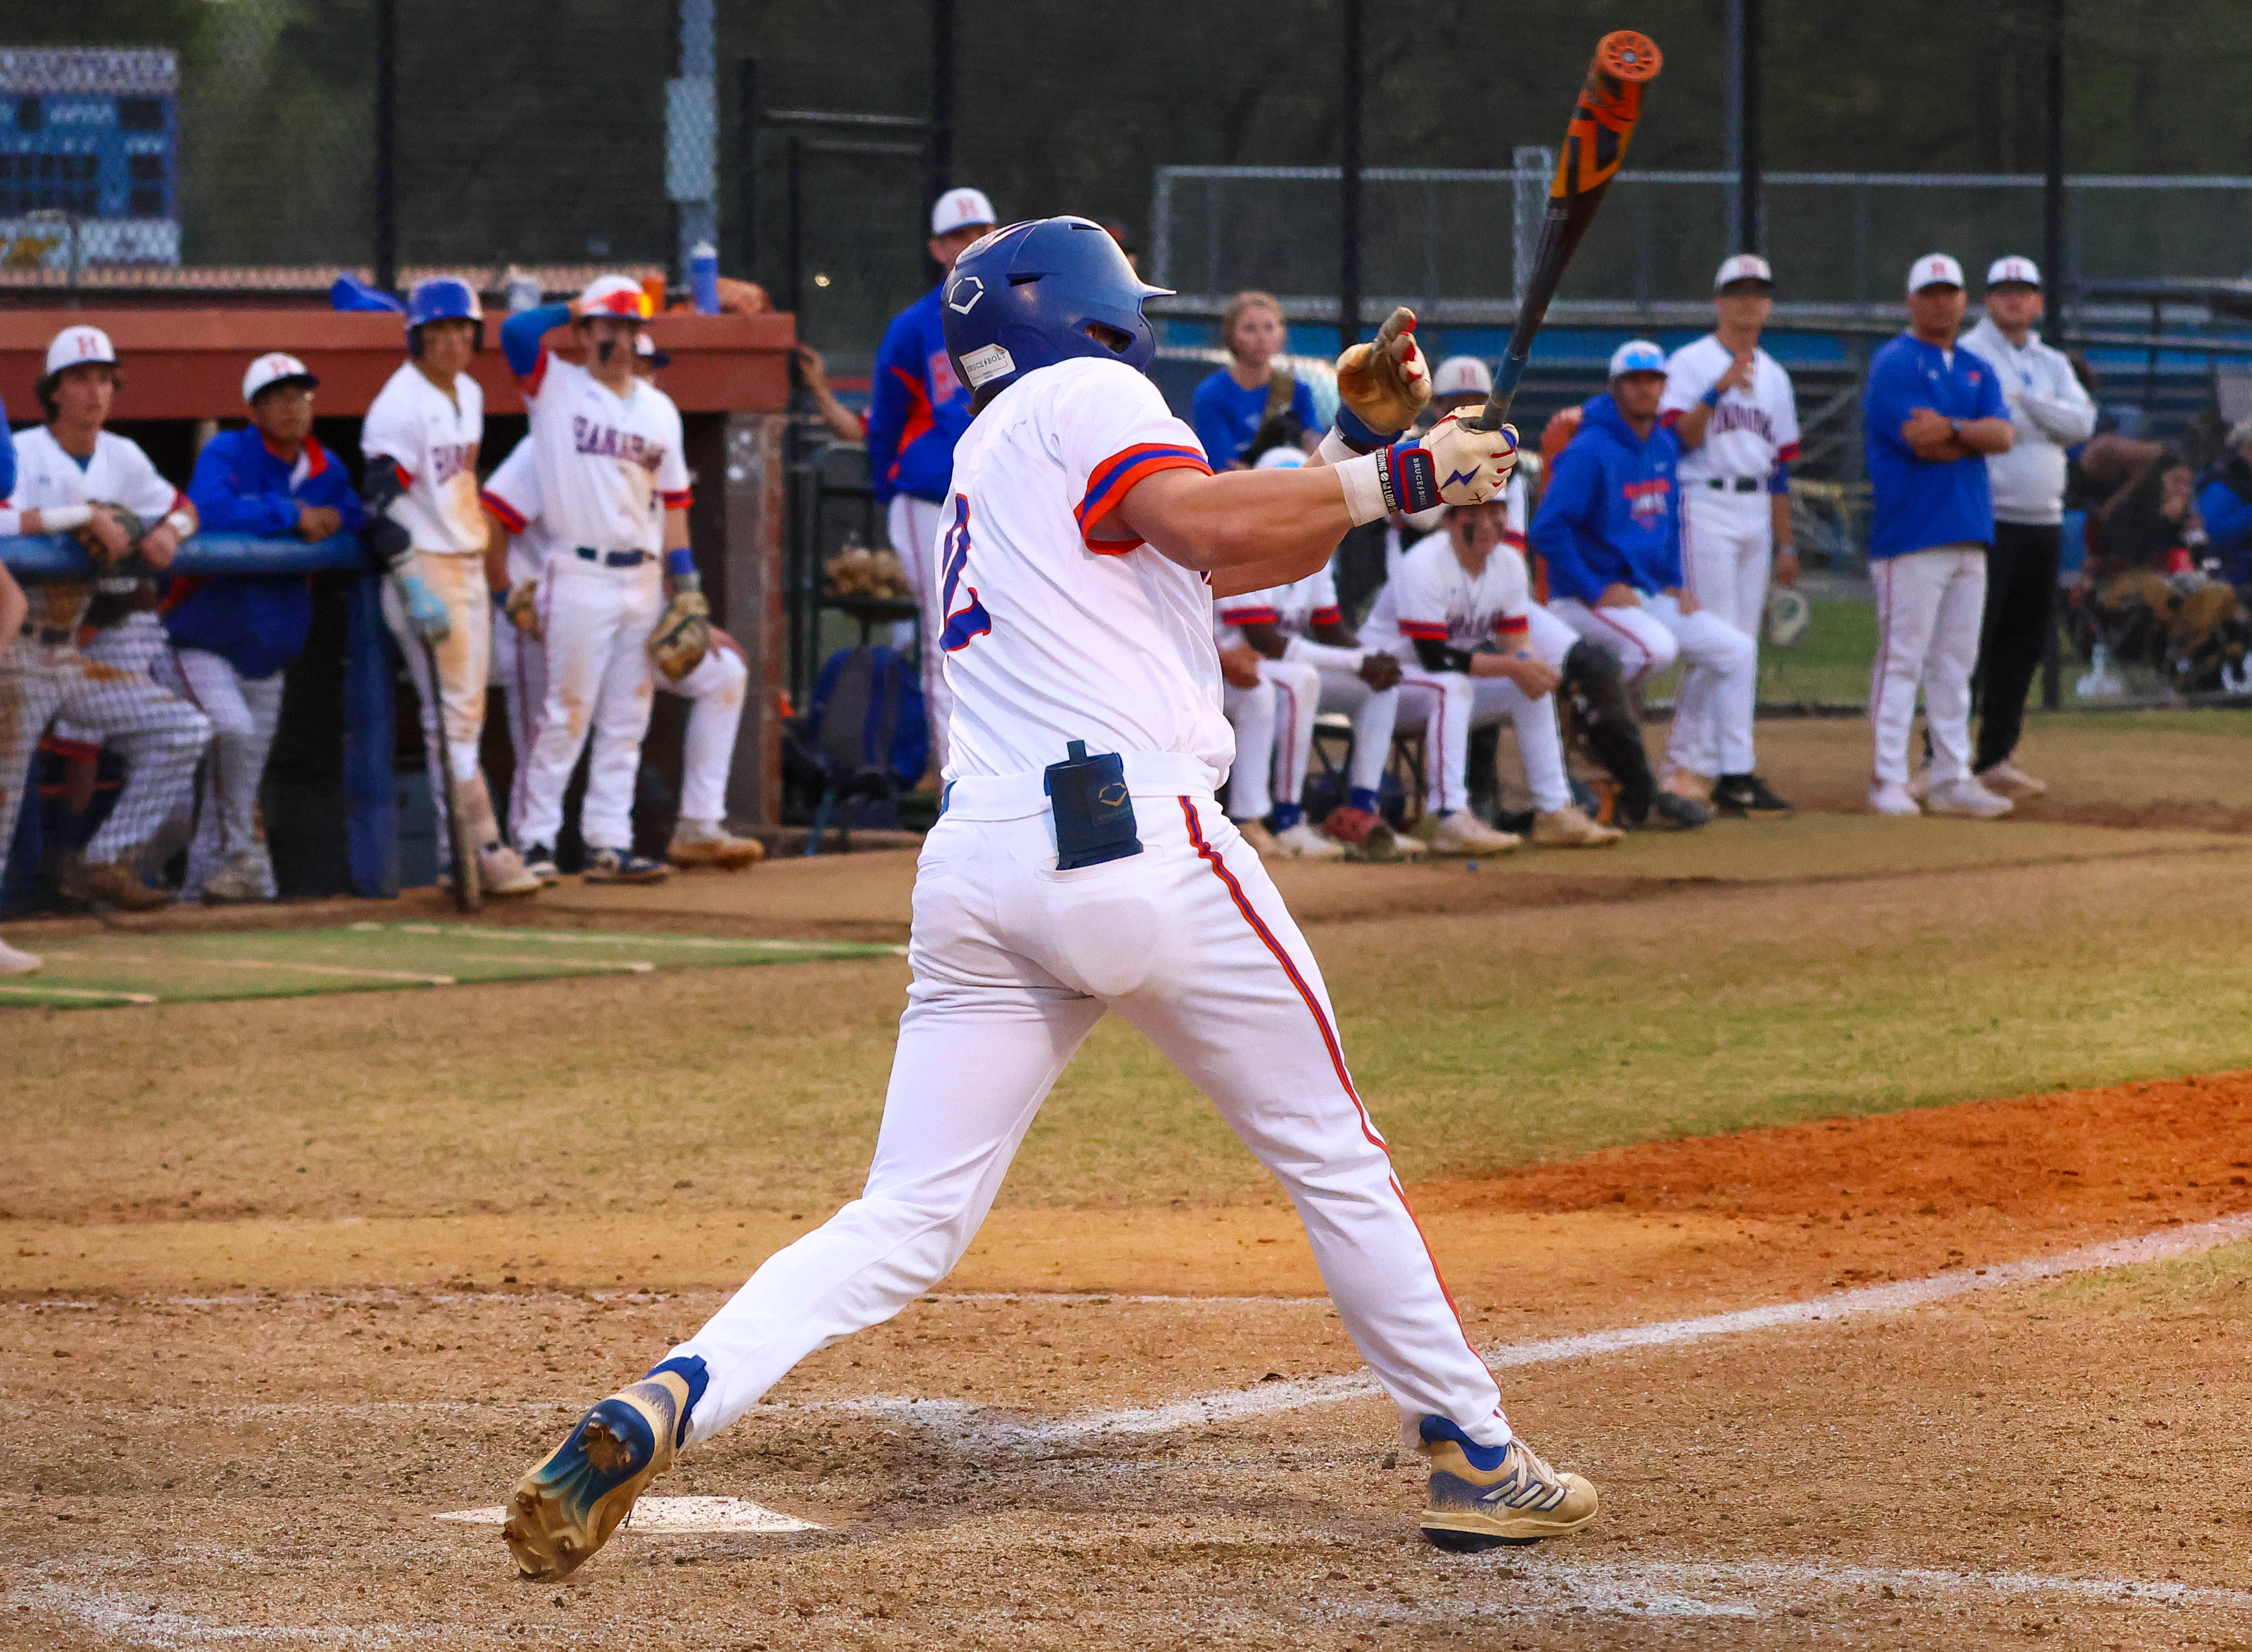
[940,216,1170,404]
[405,277,484,354]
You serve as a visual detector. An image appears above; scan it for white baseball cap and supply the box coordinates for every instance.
[1253,445,1307,469]
[1986,255,2042,289]
[577,274,651,319]
[931,186,996,237]
[1608,338,1667,378]
[242,351,318,402]
[634,331,672,369]
[44,325,117,378]
[1907,253,1965,292]
[1714,252,1774,290]
[1430,355,1493,398]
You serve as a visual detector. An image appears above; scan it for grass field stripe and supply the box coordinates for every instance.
[0,984,158,1005]
[364,922,903,955]
[40,948,457,985]
[453,953,657,972]
[899,1211,2252,1446]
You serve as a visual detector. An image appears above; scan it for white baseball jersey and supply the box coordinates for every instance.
[478,437,561,586]
[1385,467,1529,583]
[7,425,185,635]
[937,356,1226,785]
[1361,528,1531,666]
[1659,336,1801,484]
[519,353,690,555]
[361,361,486,554]
[1214,563,1343,650]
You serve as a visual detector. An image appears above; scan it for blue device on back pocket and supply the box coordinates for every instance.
[1043,740,1142,870]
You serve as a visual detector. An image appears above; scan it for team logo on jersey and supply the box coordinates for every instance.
[427,441,477,485]
[1623,476,1670,525]
[946,275,984,315]
[570,415,666,474]
[938,493,992,652]
[1706,403,1777,444]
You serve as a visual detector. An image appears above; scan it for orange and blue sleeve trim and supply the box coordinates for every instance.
[1495,613,1530,636]
[1076,442,1212,552]
[1311,605,1343,627]
[1399,620,1450,641]
[1219,604,1280,625]
[1658,407,1686,429]
[480,490,528,533]
[660,489,694,510]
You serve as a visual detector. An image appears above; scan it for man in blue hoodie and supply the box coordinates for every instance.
[162,352,363,901]
[1531,341,1770,812]
[866,184,996,776]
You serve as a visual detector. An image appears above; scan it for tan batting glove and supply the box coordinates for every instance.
[1333,306,1431,447]
[504,579,542,639]
[1423,412,1520,505]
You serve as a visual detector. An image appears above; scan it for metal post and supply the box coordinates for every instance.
[2043,0,2066,330]
[1338,0,1362,350]
[373,0,396,292]
[786,135,803,317]
[1738,0,1763,254]
[671,0,717,280]
[735,57,759,280]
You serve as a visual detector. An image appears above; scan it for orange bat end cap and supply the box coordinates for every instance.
[1596,31,1663,82]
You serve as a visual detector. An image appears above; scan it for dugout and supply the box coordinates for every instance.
[0,305,794,901]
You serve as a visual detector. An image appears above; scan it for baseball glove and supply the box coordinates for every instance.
[75,503,144,568]
[1334,306,1430,439]
[650,587,712,681]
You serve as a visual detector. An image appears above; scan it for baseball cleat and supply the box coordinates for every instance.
[667,818,767,870]
[519,843,562,885]
[581,845,670,883]
[1649,790,1710,829]
[1658,763,1715,804]
[1418,1416,1600,1552]
[1234,819,1288,860]
[1531,804,1623,847]
[478,842,545,898]
[1869,781,1921,817]
[1925,776,2013,818]
[199,850,271,904]
[1426,810,1521,857]
[1710,773,1793,816]
[1272,821,1346,860]
[0,937,41,975]
[1976,759,2047,798]
[503,1364,700,1580]
[57,854,169,912]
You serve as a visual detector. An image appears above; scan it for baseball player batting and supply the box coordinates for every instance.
[502,218,1594,1579]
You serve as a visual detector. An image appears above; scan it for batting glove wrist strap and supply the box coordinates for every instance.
[1381,441,1442,517]
[1332,403,1392,454]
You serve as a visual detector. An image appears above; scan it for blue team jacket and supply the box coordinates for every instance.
[2198,464,2252,586]
[1863,333,2007,558]
[865,286,974,506]
[168,427,366,679]
[1528,393,1683,602]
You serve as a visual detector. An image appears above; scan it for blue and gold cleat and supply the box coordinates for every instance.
[503,1358,705,1579]
[1418,1415,1600,1552]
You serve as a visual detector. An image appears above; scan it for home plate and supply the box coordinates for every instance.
[436,1496,819,1534]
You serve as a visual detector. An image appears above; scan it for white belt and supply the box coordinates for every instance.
[941,750,1217,821]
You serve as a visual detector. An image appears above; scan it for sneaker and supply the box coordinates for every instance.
[1271,821,1346,860]
[1658,764,1715,804]
[504,1363,701,1580]
[1905,769,1931,804]
[1649,791,1710,830]
[1320,805,1399,861]
[1418,1416,1600,1551]
[200,851,270,905]
[1711,773,1793,816]
[582,845,671,884]
[668,818,767,871]
[1926,776,2013,818]
[1530,804,1623,848]
[57,854,169,913]
[1869,781,1922,817]
[1234,819,1287,860]
[478,842,544,898]
[1976,759,2048,798]
[1426,810,1522,856]
[0,938,40,975]
[519,843,562,885]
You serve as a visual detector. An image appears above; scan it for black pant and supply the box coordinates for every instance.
[1972,521,2061,771]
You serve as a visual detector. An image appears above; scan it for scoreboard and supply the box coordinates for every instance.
[0,47,179,268]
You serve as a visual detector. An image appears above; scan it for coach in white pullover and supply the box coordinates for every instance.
[1960,256,2095,798]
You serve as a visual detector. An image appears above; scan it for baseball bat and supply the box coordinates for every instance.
[420,635,483,914]
[1465,31,1663,433]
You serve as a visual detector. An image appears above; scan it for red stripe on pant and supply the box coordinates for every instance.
[1176,796,1476,1337]
[1591,608,1654,683]
[1272,674,1301,804]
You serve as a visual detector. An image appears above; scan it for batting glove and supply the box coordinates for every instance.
[396,569,452,643]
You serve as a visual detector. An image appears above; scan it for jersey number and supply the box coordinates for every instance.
[938,493,992,651]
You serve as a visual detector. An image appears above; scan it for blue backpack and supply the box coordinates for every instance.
[807,645,928,793]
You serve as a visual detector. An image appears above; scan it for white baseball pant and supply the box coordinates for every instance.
[1221,656,1319,822]
[493,607,546,836]
[890,493,952,779]
[1869,545,1988,789]
[1395,666,1571,816]
[666,755,1514,1453]
[1314,670,1399,796]
[1675,487,1775,778]
[1548,593,1757,779]
[155,647,284,900]
[514,556,662,853]
[0,640,209,881]
[382,551,496,873]
[661,632,748,825]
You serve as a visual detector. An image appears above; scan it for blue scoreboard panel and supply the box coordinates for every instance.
[0,48,178,266]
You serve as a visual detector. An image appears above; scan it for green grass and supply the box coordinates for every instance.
[1647,596,1877,709]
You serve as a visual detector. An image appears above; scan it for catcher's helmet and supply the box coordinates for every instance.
[941,216,1170,405]
[406,277,483,354]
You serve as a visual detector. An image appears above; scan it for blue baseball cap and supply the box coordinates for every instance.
[1608,339,1666,378]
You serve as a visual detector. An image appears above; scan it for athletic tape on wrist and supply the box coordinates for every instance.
[164,510,196,539]
[1315,427,1360,469]
[1335,452,1387,526]
[38,504,92,533]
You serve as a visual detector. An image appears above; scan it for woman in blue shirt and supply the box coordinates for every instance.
[1192,291,1317,468]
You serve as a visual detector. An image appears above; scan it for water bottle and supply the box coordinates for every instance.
[504,266,542,313]
[689,241,719,314]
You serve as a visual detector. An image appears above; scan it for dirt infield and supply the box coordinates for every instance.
[6,1074,2250,1649]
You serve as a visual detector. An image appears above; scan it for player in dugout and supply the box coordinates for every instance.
[163,352,364,903]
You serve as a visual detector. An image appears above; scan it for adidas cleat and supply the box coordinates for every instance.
[503,1361,701,1579]
[1418,1415,1600,1552]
